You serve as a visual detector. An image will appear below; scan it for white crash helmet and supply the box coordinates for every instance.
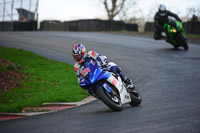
[158,4,166,16]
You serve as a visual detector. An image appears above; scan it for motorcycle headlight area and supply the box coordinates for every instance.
[170,29,177,32]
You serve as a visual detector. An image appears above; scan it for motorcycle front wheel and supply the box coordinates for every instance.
[178,33,189,50]
[95,85,123,111]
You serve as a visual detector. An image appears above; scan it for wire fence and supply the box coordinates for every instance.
[0,0,38,22]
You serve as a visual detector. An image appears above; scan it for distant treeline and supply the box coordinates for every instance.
[39,19,138,31]
[145,21,200,35]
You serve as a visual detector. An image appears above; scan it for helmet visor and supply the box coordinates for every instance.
[159,9,166,16]
[74,53,83,62]
[159,10,165,14]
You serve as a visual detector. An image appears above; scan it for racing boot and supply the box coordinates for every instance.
[116,66,135,90]
[121,75,135,90]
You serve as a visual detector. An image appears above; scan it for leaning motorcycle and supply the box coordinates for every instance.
[162,18,189,50]
[79,58,142,111]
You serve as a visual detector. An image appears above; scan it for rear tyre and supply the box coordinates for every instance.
[129,88,142,106]
[178,33,188,50]
[95,86,123,111]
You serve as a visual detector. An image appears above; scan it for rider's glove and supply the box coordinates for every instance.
[102,57,107,64]
[101,63,108,68]
[98,55,108,67]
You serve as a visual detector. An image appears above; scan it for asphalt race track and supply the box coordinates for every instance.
[0,32,200,133]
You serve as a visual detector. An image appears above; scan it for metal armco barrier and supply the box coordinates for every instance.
[40,19,138,32]
[144,21,200,35]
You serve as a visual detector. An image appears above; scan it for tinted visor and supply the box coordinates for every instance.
[159,9,165,14]
[74,53,83,62]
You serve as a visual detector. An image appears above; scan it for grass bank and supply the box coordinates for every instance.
[0,46,88,113]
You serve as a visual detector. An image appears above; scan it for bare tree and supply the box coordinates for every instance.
[118,0,137,21]
[103,0,127,20]
[186,6,200,21]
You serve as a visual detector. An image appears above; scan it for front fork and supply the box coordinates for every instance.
[89,82,114,99]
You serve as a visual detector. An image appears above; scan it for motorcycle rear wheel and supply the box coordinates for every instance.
[129,88,142,106]
[95,85,123,111]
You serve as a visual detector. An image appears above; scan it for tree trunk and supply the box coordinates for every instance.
[103,0,126,20]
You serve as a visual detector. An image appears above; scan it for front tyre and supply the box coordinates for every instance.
[129,88,142,106]
[178,33,189,50]
[95,86,123,111]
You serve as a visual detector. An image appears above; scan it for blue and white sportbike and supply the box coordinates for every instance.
[79,58,142,111]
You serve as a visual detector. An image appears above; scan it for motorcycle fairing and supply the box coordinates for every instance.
[163,20,186,45]
[79,58,131,104]
[107,74,131,104]
[79,58,110,88]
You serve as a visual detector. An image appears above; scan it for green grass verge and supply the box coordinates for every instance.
[0,46,88,113]
[186,34,200,38]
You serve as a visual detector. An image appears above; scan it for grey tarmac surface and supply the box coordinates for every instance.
[0,32,200,133]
